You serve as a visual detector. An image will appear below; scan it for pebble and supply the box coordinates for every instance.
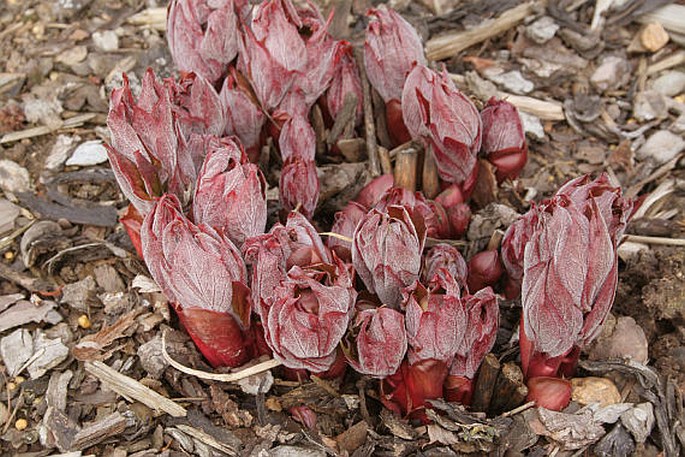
[651,71,685,97]
[0,199,20,234]
[519,111,545,139]
[0,160,30,194]
[636,130,685,164]
[620,403,654,444]
[92,30,119,52]
[55,45,88,66]
[571,377,621,407]
[640,22,669,52]
[525,16,559,44]
[22,96,63,128]
[632,90,668,122]
[591,56,631,92]
[483,68,534,94]
[66,140,109,166]
[45,135,78,171]
[587,315,649,364]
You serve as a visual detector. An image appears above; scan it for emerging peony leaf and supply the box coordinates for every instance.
[344,306,407,377]
[326,42,363,127]
[280,156,319,219]
[402,65,481,186]
[172,72,226,140]
[244,212,331,319]
[239,0,307,111]
[381,359,447,419]
[192,137,267,247]
[403,272,467,366]
[264,260,356,373]
[480,98,528,183]
[352,206,426,308]
[446,287,499,404]
[327,201,367,262]
[141,194,252,368]
[422,244,468,288]
[106,70,196,214]
[500,206,539,299]
[167,0,242,85]
[364,6,425,146]
[364,6,425,104]
[219,67,266,161]
[279,115,316,162]
[375,187,451,239]
[519,173,632,379]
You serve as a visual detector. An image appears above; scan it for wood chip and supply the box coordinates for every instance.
[84,361,187,417]
[426,2,539,61]
[0,113,97,144]
[126,8,167,31]
[176,424,239,456]
[70,412,133,451]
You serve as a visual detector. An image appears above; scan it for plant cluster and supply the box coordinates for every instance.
[106,0,631,418]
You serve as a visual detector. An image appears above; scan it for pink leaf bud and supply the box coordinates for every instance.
[352,206,426,307]
[364,6,426,104]
[141,194,251,367]
[422,244,468,287]
[519,174,632,378]
[402,65,481,185]
[326,42,363,126]
[446,203,471,238]
[192,137,267,247]
[265,261,356,373]
[344,306,407,377]
[279,115,316,162]
[403,273,467,366]
[526,377,572,412]
[167,0,240,84]
[327,201,367,262]
[354,174,395,209]
[466,250,503,293]
[279,156,319,219]
[480,98,528,182]
[219,67,266,161]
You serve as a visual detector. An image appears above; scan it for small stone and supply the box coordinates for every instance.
[0,329,34,377]
[92,30,119,52]
[637,130,685,164]
[525,16,559,44]
[26,331,69,379]
[651,71,685,97]
[15,418,28,431]
[0,199,20,234]
[591,56,631,92]
[519,111,545,139]
[66,140,108,166]
[45,135,78,171]
[484,69,534,94]
[640,22,669,52]
[620,403,654,444]
[571,377,621,407]
[56,45,88,66]
[77,314,91,329]
[0,159,30,193]
[22,95,63,128]
[587,316,649,364]
[633,90,668,122]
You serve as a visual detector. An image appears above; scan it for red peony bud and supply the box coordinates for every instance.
[355,174,395,209]
[466,250,503,293]
[480,98,528,182]
[278,115,316,162]
[264,260,356,373]
[364,6,426,104]
[167,0,241,84]
[381,359,447,419]
[344,306,407,377]
[141,194,251,368]
[326,42,363,127]
[327,201,367,262]
[402,65,481,186]
[500,206,539,299]
[526,377,572,412]
[446,287,499,403]
[446,203,471,238]
[279,156,319,219]
[192,137,267,247]
[519,174,632,379]
[422,244,467,288]
[374,187,450,239]
[290,405,318,430]
[352,206,426,307]
[219,67,266,162]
